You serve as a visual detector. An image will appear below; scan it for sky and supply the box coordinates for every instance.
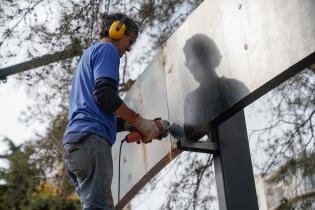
[0,78,47,154]
[0,1,59,155]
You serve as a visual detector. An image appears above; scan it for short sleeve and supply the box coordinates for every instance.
[92,43,120,82]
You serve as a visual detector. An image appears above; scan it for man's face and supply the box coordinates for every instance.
[117,32,137,57]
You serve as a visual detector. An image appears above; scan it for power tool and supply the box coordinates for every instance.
[124,118,170,143]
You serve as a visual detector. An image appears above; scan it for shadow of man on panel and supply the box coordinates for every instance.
[183,34,249,141]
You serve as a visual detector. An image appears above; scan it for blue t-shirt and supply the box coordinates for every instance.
[63,42,120,145]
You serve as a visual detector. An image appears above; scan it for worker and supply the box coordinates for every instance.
[62,13,160,210]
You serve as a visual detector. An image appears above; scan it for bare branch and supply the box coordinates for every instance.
[0,0,46,48]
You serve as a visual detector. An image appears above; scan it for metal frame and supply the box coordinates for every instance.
[177,110,258,210]
[177,138,218,154]
[212,110,259,210]
[177,53,315,209]
[178,51,315,153]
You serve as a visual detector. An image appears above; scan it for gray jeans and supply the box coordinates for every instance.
[63,134,114,210]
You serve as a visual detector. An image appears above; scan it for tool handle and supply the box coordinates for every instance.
[125,131,142,143]
[125,119,169,143]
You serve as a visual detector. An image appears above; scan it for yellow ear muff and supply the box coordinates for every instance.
[109,20,126,40]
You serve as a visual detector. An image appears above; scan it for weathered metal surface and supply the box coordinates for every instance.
[112,53,179,206]
[163,0,315,141]
[111,0,315,207]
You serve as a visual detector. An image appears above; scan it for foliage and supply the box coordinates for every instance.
[0,0,203,124]
[248,68,315,209]
[0,137,80,210]
[0,138,41,210]
[0,0,207,209]
[249,68,315,174]
[161,152,217,210]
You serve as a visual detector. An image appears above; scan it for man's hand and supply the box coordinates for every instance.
[132,116,159,143]
[123,121,135,131]
[113,103,159,143]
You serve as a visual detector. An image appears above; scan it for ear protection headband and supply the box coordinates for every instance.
[109,15,128,40]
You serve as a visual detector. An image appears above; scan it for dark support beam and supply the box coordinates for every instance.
[213,110,258,210]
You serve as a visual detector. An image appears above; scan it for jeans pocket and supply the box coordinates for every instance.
[64,142,81,153]
[65,145,92,181]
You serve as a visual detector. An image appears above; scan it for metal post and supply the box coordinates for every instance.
[212,110,258,210]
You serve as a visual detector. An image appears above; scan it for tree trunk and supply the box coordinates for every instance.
[0,43,82,79]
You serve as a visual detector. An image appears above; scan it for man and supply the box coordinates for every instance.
[63,13,159,210]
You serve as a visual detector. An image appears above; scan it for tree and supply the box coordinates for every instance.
[1,0,207,209]
[1,0,203,124]
[0,136,81,210]
[0,137,39,209]
[1,1,314,209]
[247,67,315,209]
[248,68,314,174]
[161,153,217,210]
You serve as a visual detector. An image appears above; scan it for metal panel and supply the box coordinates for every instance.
[112,53,180,207]
[111,0,315,207]
[163,0,315,142]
